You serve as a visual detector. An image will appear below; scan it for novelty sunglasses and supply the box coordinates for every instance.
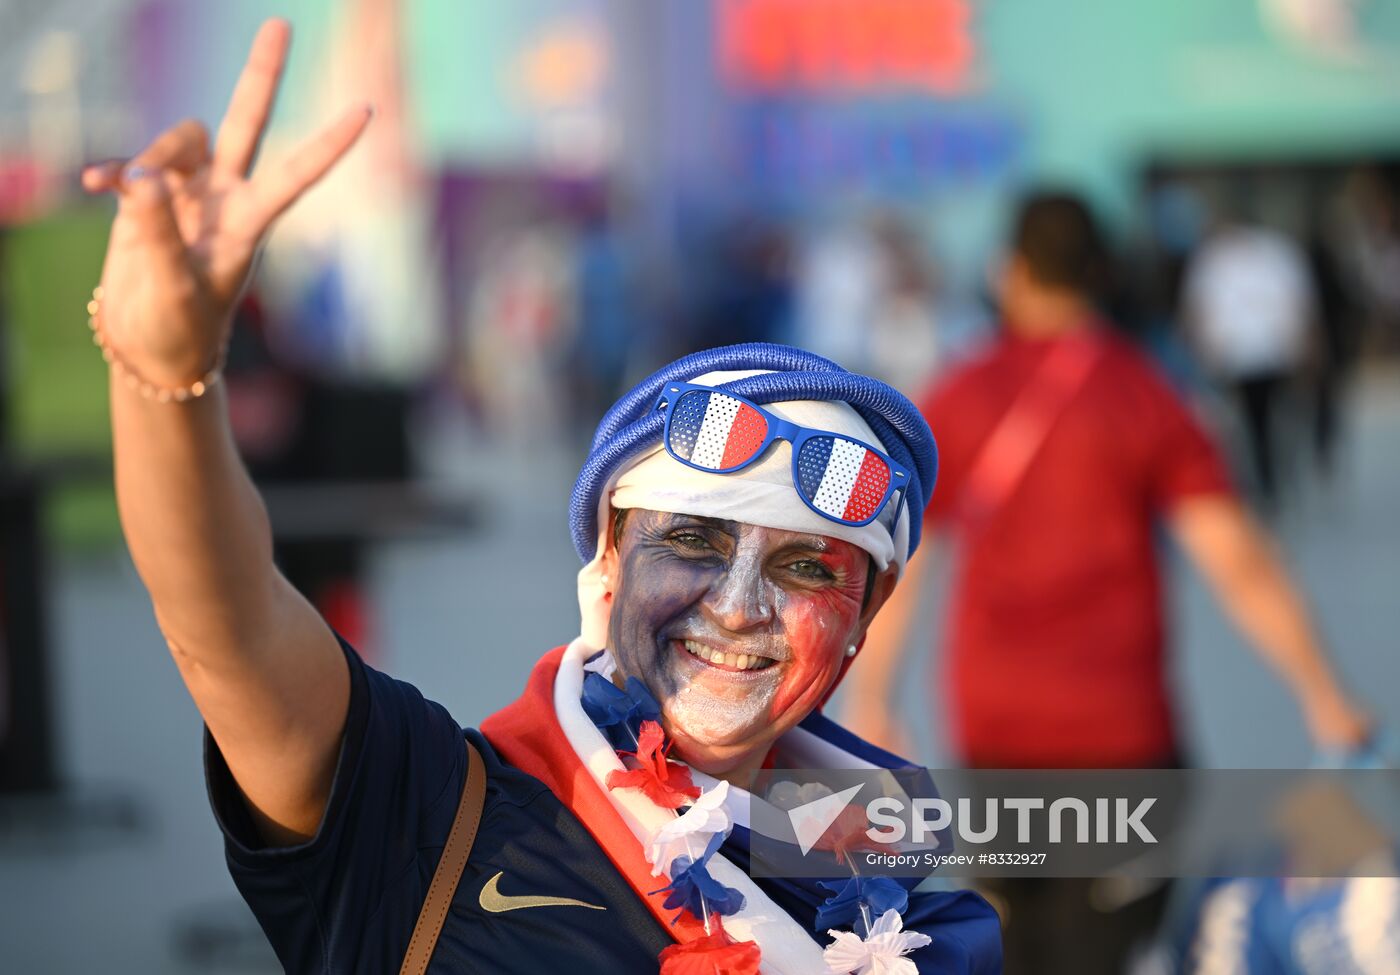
[655,382,909,529]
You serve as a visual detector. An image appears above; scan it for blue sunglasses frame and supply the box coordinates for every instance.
[654,381,910,530]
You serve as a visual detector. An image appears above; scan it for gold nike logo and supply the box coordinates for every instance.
[477,871,606,914]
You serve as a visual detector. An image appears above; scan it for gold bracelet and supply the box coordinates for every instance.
[87,285,224,403]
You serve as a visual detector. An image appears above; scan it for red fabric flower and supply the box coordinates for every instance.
[658,915,761,975]
[813,804,886,864]
[606,720,702,809]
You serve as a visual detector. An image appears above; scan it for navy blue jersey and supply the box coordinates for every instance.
[208,641,1002,972]
[206,643,671,973]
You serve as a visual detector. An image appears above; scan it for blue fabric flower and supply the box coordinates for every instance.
[655,832,745,921]
[582,672,662,751]
[815,876,909,933]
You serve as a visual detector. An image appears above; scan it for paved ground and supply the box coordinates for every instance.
[2,372,1398,972]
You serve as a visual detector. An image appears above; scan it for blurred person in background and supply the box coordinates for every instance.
[568,193,635,429]
[794,211,942,396]
[794,213,883,371]
[1302,216,1355,481]
[866,213,941,395]
[1301,164,1400,480]
[0,231,11,778]
[695,215,794,350]
[844,191,1371,974]
[222,290,399,655]
[465,203,577,450]
[1331,166,1400,356]
[1180,203,1318,510]
[78,20,1001,973]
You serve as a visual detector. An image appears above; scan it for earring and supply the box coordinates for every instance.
[846,644,858,657]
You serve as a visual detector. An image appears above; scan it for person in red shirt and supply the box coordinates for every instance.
[843,191,1370,972]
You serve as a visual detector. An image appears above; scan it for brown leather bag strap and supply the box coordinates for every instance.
[400,739,486,975]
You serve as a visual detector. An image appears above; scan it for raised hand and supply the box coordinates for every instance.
[83,19,371,388]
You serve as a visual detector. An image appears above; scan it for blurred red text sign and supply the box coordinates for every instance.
[718,0,975,95]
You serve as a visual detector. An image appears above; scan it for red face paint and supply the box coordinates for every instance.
[767,572,865,720]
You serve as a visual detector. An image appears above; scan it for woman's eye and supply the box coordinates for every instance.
[669,531,713,553]
[788,559,835,581]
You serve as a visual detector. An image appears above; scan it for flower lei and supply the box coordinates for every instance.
[582,656,932,975]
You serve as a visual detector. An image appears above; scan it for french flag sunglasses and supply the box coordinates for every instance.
[655,382,909,529]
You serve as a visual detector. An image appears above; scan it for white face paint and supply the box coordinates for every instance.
[657,546,788,746]
[664,649,783,745]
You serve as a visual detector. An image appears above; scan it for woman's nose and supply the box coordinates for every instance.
[703,553,775,632]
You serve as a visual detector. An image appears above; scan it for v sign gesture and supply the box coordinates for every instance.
[85,19,371,387]
[97,19,366,847]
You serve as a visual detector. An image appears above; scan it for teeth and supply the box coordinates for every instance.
[681,639,775,671]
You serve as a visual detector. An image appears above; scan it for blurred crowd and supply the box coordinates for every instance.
[406,159,1400,518]
[179,160,1400,504]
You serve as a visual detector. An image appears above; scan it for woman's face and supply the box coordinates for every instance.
[601,508,894,776]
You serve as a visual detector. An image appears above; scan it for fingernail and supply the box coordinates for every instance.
[124,165,152,183]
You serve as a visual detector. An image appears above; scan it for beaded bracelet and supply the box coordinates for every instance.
[87,285,224,403]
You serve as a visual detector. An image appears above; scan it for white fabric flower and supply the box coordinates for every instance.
[583,649,617,680]
[766,780,835,811]
[823,908,933,975]
[646,780,733,876]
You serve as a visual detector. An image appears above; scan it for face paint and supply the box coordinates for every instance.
[606,509,871,775]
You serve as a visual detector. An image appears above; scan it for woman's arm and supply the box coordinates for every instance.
[89,20,371,844]
[1169,493,1370,751]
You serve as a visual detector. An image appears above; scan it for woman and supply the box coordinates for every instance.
[85,20,1000,973]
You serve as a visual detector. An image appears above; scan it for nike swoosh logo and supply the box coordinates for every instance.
[477,871,606,914]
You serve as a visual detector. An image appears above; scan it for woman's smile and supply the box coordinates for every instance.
[675,637,782,672]
[669,637,786,690]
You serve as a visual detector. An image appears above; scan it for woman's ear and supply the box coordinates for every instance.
[854,565,900,642]
[600,508,624,593]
